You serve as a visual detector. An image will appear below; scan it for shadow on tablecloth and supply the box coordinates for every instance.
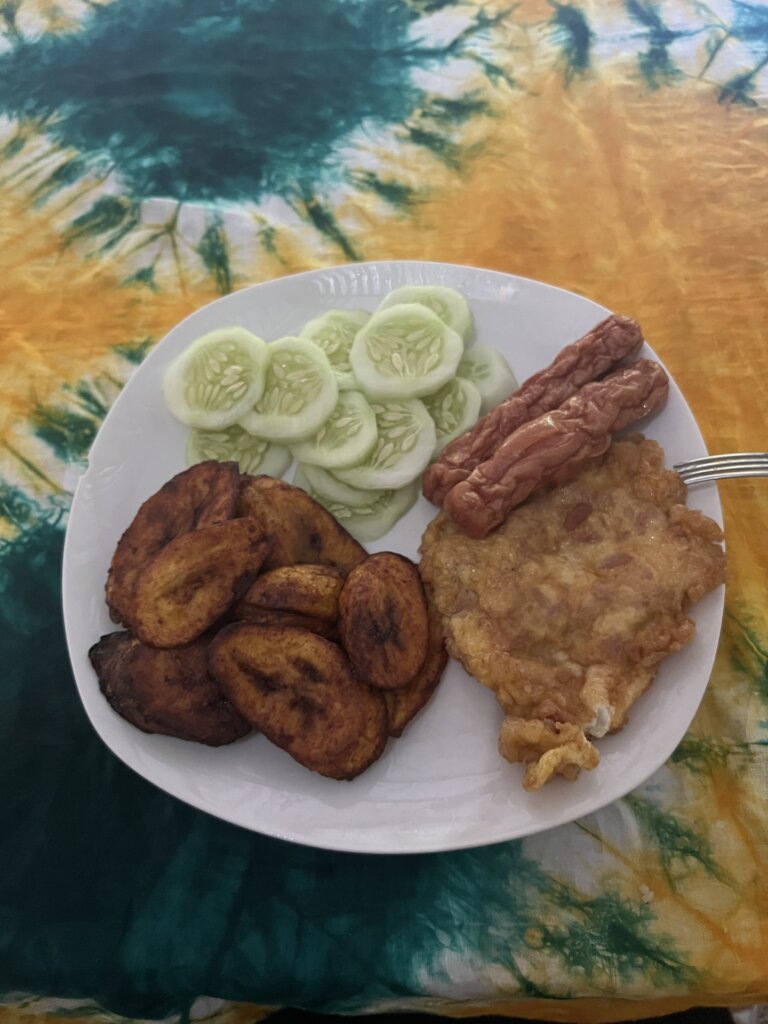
[268,1007,736,1023]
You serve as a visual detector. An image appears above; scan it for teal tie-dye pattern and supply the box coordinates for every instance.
[1,0,768,1021]
[0,0,513,226]
[0,527,704,1015]
[0,0,424,202]
[0,470,762,1011]
[0,1,509,262]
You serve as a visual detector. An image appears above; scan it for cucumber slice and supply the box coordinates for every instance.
[332,398,436,490]
[238,337,338,443]
[186,424,292,477]
[457,343,518,414]
[422,377,482,454]
[163,327,267,430]
[350,304,463,400]
[294,467,419,543]
[377,285,472,340]
[298,463,383,506]
[289,390,377,469]
[299,309,370,390]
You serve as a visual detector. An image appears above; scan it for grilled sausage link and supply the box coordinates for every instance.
[423,314,644,506]
[442,359,669,538]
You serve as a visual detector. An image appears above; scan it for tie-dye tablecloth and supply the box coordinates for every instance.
[1,1,767,1022]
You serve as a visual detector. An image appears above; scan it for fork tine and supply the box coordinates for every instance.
[673,451,768,485]
[674,452,768,470]
[679,464,768,479]
[674,453,768,474]
[678,460,768,473]
[677,452,768,464]
[680,467,768,485]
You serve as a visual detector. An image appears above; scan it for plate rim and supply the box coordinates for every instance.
[61,259,725,855]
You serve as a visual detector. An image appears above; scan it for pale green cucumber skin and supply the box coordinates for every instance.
[377,285,472,340]
[350,304,464,401]
[333,398,436,490]
[293,467,419,543]
[186,427,292,477]
[299,309,370,391]
[163,327,268,430]
[337,482,419,543]
[238,337,338,443]
[297,463,386,507]
[457,343,518,414]
[423,377,482,454]
[288,391,378,470]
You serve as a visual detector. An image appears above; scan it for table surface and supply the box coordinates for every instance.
[1,1,767,1022]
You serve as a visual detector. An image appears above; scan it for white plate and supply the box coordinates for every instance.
[62,261,724,855]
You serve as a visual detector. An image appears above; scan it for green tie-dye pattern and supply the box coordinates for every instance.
[29,157,89,208]
[535,890,697,989]
[550,1,594,82]
[671,735,768,776]
[626,0,686,88]
[0,0,424,202]
[32,379,123,465]
[196,221,232,297]
[350,172,418,209]
[726,609,768,705]
[0,0,501,260]
[623,797,725,886]
[295,189,361,263]
[112,339,156,365]
[719,58,768,106]
[63,196,140,252]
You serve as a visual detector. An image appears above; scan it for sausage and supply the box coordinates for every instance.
[422,314,644,506]
[442,359,669,538]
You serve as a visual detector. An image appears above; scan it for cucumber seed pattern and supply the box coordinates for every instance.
[423,379,481,444]
[301,311,370,385]
[187,426,288,476]
[186,346,250,413]
[309,401,365,449]
[257,353,324,417]
[367,404,423,469]
[366,320,443,379]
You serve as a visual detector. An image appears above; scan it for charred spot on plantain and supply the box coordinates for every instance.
[232,650,282,694]
[339,552,429,689]
[289,693,325,720]
[365,597,405,650]
[155,519,180,547]
[250,669,282,694]
[294,657,325,683]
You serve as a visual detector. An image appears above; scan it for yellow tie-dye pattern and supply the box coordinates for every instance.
[0,193,201,483]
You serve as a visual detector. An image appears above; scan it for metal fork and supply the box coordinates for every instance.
[674,452,768,485]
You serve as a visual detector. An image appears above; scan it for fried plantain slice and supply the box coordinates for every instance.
[384,599,448,737]
[128,518,270,648]
[230,606,338,640]
[237,475,366,574]
[339,552,429,690]
[234,564,343,623]
[209,624,387,780]
[107,460,239,624]
[89,631,251,745]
